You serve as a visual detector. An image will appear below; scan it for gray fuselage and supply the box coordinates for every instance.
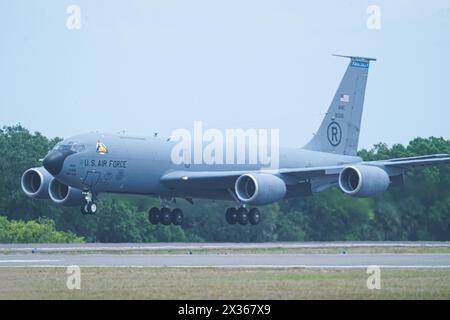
[51,132,361,202]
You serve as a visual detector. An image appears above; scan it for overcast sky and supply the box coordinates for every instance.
[1,0,449,149]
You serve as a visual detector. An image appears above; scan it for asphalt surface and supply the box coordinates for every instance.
[1,241,449,253]
[0,253,450,269]
[1,242,449,269]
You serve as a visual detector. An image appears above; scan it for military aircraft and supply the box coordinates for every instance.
[21,55,450,226]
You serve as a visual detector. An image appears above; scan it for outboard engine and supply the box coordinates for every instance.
[21,167,52,199]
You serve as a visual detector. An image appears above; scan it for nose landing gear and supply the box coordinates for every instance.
[80,191,97,215]
[81,201,97,215]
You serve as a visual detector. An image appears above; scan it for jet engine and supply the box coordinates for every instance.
[21,167,52,199]
[48,178,85,206]
[338,165,390,197]
[235,173,287,205]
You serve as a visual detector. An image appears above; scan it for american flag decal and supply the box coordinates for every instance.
[340,94,349,103]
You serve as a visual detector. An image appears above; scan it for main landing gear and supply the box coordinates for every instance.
[148,207,184,226]
[81,191,97,215]
[225,207,261,226]
[148,197,184,226]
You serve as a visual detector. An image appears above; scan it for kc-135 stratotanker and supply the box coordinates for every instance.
[21,55,450,226]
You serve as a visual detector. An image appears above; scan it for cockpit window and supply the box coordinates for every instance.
[53,142,86,153]
[71,144,86,152]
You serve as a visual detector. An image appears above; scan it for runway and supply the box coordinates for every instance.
[1,242,450,269]
[1,241,449,253]
[1,253,450,269]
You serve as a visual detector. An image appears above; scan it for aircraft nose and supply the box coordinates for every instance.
[43,151,70,176]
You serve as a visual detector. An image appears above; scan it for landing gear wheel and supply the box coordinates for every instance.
[81,202,96,215]
[88,202,97,214]
[237,207,249,225]
[148,207,160,224]
[81,204,89,215]
[249,208,261,225]
[160,207,172,226]
[225,208,238,225]
[171,208,184,225]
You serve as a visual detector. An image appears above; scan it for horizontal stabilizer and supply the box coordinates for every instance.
[332,54,377,61]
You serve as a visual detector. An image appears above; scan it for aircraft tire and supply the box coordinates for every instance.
[160,207,172,226]
[171,208,184,225]
[81,204,89,215]
[88,202,97,214]
[237,207,249,225]
[148,207,160,224]
[225,208,238,225]
[249,208,261,225]
[81,202,96,215]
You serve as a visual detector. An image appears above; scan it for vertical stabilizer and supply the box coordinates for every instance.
[303,55,375,155]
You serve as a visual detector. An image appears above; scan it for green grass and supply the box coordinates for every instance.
[0,267,449,299]
[2,246,450,255]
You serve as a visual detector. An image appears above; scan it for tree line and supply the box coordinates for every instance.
[0,125,449,243]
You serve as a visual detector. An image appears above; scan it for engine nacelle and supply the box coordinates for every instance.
[338,165,390,197]
[49,178,84,206]
[21,167,52,199]
[235,173,287,205]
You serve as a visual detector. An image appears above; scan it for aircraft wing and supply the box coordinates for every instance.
[160,154,450,190]
[365,154,450,169]
[161,170,248,189]
[278,154,450,175]
[160,166,344,190]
